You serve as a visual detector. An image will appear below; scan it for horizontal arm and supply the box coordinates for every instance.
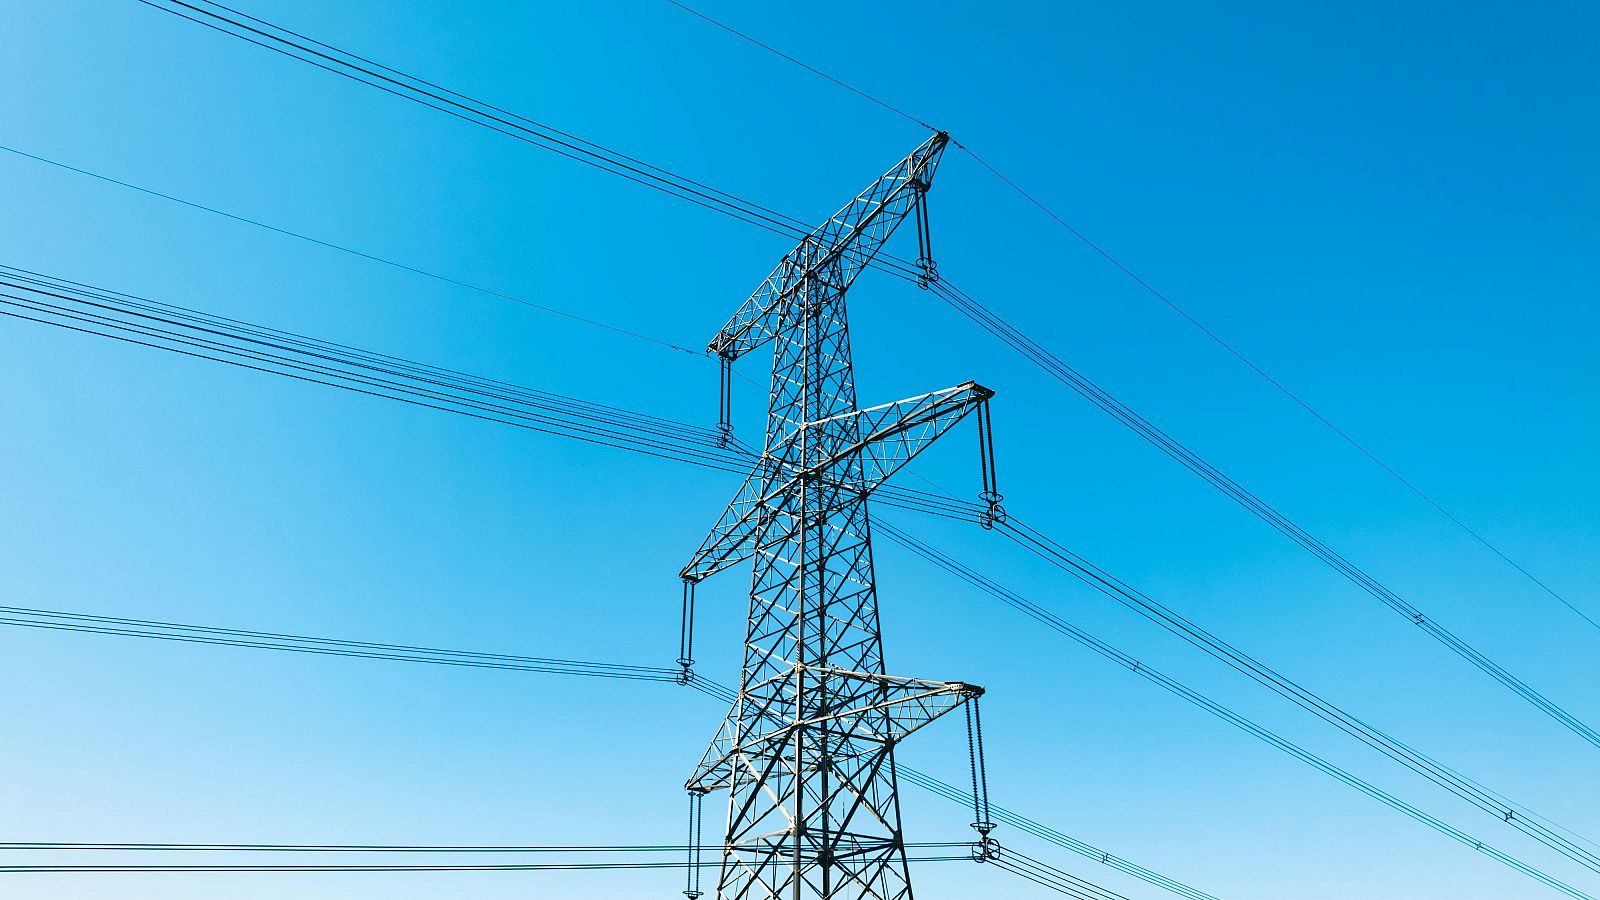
[678,382,991,582]
[709,132,949,360]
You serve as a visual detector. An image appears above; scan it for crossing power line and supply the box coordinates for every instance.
[127,1,938,289]
[928,278,1600,751]
[14,8,1593,889]
[23,77,1589,822]
[18,125,1589,883]
[0,265,978,523]
[0,842,969,853]
[0,605,1201,898]
[22,594,1589,899]
[4,262,1589,896]
[656,0,1599,637]
[130,0,1597,752]
[132,0,816,246]
[0,142,703,357]
[0,839,1107,890]
[876,522,1600,889]
[0,843,1106,897]
[0,606,681,683]
[0,859,971,874]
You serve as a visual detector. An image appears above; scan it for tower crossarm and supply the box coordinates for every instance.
[678,382,990,583]
[800,381,992,491]
[708,132,949,361]
[686,670,982,793]
[677,459,779,583]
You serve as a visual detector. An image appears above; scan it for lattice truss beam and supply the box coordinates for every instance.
[708,131,948,362]
[681,381,993,584]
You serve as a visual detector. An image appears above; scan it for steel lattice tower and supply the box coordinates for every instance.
[679,133,997,900]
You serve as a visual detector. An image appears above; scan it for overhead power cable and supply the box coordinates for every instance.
[132,0,810,242]
[137,0,1597,745]
[0,144,702,357]
[927,279,1600,751]
[129,0,933,287]
[664,676,1222,900]
[0,609,1200,899]
[34,7,1574,890]
[136,0,1590,658]
[1,857,971,874]
[137,0,1588,728]
[0,265,977,523]
[0,841,971,853]
[22,595,1578,899]
[662,0,937,133]
[7,263,1581,896]
[989,843,1133,900]
[876,521,1600,888]
[0,606,680,683]
[658,0,1598,636]
[892,767,1216,900]
[0,267,739,470]
[656,0,1600,753]
[949,147,1599,637]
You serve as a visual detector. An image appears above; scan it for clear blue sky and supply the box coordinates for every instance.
[2,1,1596,898]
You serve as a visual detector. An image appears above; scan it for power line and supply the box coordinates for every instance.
[138,0,1592,740]
[1,606,1204,897]
[928,279,1600,751]
[678,677,1219,900]
[129,0,934,288]
[950,144,1600,637]
[9,263,1583,895]
[662,0,937,132]
[13,262,1589,881]
[658,0,1598,636]
[143,0,1595,749]
[27,592,1572,899]
[0,265,977,522]
[662,0,1600,766]
[130,0,1594,720]
[0,842,971,852]
[0,143,701,357]
[1,857,972,874]
[31,7,1580,890]
[989,844,1133,900]
[133,0,805,241]
[891,767,1217,900]
[876,521,1600,887]
[0,606,680,683]
[0,842,972,855]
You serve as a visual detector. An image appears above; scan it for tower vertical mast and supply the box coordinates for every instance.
[681,133,997,899]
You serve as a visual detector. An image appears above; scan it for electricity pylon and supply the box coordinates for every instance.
[678,132,999,899]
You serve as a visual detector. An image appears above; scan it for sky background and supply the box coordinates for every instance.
[2,1,1596,897]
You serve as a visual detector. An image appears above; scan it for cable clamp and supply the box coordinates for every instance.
[979,491,1007,530]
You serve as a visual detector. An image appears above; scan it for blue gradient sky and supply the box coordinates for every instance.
[2,1,1596,898]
